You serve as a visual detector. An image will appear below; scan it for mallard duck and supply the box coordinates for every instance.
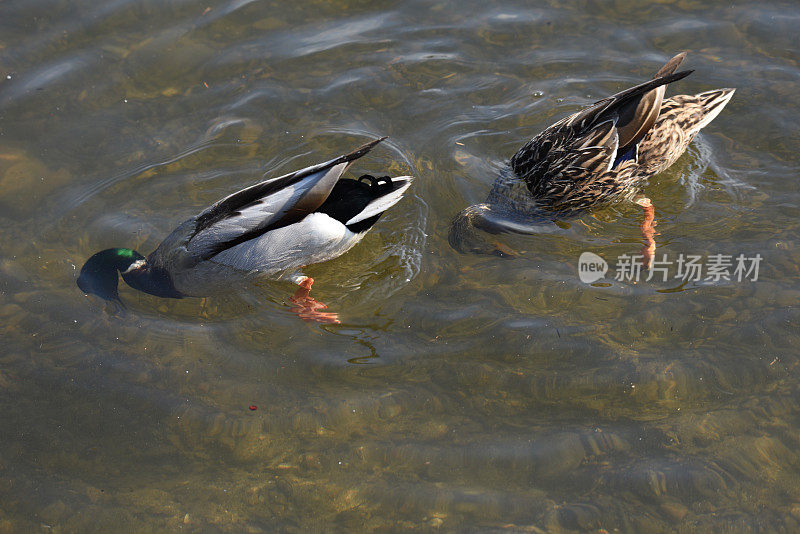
[449,52,735,264]
[77,137,412,322]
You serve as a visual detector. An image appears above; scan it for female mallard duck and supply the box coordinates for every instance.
[449,52,735,264]
[77,137,412,322]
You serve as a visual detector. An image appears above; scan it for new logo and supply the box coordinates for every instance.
[578,252,608,283]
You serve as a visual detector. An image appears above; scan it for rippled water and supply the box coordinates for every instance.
[2,0,800,530]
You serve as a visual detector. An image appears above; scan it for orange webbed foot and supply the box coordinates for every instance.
[288,276,341,324]
[635,197,657,269]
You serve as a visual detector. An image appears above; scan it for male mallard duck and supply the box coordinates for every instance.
[77,137,412,323]
[449,52,735,264]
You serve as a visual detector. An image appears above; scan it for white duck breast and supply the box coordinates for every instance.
[209,212,364,273]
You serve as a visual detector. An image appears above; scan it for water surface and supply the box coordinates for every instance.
[2,0,800,531]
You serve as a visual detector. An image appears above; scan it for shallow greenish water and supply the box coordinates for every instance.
[2,0,800,531]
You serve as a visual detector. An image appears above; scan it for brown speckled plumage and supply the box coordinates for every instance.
[449,53,735,254]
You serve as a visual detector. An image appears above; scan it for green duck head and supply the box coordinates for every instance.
[77,248,182,303]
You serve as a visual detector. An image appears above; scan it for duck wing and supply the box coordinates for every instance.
[615,52,686,156]
[150,138,385,268]
[511,67,692,203]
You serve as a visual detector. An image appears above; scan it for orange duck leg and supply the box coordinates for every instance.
[288,276,341,324]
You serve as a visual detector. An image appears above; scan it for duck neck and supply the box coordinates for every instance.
[120,256,183,299]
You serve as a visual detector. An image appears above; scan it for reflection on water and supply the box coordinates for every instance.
[2,0,800,530]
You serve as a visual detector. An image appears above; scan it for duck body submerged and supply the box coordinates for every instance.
[450,52,735,254]
[77,138,412,304]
